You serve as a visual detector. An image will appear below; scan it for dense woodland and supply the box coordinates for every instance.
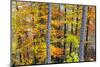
[11,1,96,66]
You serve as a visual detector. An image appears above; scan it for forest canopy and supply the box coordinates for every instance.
[11,1,96,66]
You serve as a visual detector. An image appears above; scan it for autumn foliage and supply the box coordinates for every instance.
[11,1,96,66]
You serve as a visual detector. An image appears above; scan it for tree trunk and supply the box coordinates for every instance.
[75,5,79,35]
[46,3,51,64]
[64,5,67,61]
[84,18,89,61]
[70,24,73,53]
[79,5,88,61]
[70,6,74,53]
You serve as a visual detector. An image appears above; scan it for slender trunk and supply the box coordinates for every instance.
[70,25,73,53]
[64,4,68,60]
[75,5,79,35]
[84,7,89,61]
[70,7,74,53]
[17,35,22,62]
[84,18,89,61]
[75,18,78,35]
[79,6,88,61]
[64,5,67,61]
[46,3,51,63]
[74,5,79,54]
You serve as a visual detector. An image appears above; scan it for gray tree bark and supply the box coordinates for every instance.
[46,3,51,64]
[79,5,88,61]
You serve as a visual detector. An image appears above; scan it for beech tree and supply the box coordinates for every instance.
[46,3,51,63]
[79,5,88,61]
